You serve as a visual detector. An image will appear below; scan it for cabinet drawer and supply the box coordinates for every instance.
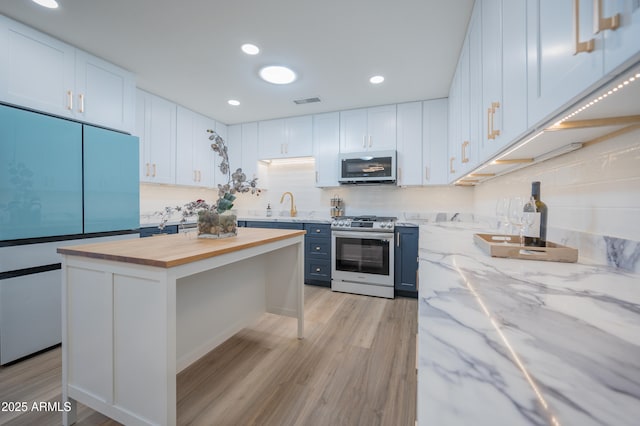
[305,259,331,281]
[304,223,331,237]
[305,238,331,257]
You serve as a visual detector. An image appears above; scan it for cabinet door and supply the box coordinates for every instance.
[313,112,340,187]
[422,99,449,185]
[192,114,215,188]
[396,102,423,186]
[603,0,640,73]
[0,16,75,119]
[340,108,368,152]
[137,90,176,184]
[284,115,313,157]
[258,119,286,159]
[175,106,197,186]
[367,105,397,150]
[0,105,83,240]
[527,0,603,128]
[447,65,461,182]
[241,122,259,181]
[481,0,503,159]
[75,50,136,134]
[83,125,139,233]
[394,227,419,293]
[466,6,482,174]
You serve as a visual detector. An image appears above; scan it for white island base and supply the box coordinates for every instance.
[58,228,305,426]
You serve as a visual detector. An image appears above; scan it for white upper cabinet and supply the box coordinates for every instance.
[136,89,176,184]
[74,50,136,134]
[481,0,528,160]
[176,106,214,188]
[396,102,423,186]
[258,115,313,159]
[241,122,259,181]
[313,112,340,187]
[340,105,396,153]
[602,0,640,73]
[422,99,449,185]
[0,16,135,134]
[527,0,640,128]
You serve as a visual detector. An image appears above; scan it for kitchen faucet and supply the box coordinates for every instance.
[280,192,297,217]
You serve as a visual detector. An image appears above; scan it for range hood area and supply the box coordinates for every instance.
[458,64,640,185]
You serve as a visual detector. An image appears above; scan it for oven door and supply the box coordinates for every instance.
[331,230,394,287]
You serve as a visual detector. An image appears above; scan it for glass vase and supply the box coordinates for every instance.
[197,210,238,239]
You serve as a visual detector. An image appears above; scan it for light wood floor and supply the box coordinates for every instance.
[0,286,417,426]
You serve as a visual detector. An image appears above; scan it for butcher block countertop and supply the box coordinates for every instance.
[57,228,306,268]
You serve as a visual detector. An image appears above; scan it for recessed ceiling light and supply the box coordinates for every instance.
[32,0,58,8]
[241,44,260,55]
[259,66,297,85]
[369,75,385,84]
[227,99,240,106]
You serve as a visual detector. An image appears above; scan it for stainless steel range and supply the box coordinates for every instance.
[331,216,396,299]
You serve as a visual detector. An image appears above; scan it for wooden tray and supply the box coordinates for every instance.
[473,233,578,263]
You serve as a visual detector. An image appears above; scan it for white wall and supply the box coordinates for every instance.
[473,127,640,242]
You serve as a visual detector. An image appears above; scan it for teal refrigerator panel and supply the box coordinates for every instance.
[0,105,83,240]
[83,125,139,233]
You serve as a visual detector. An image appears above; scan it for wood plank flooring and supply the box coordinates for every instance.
[0,286,417,426]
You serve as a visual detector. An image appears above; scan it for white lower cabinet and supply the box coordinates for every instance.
[313,112,340,187]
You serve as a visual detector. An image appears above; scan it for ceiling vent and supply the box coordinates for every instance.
[293,97,321,105]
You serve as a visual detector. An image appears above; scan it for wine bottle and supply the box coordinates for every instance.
[523,181,547,247]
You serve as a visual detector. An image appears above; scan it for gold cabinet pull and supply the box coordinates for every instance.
[461,141,470,163]
[425,166,430,182]
[574,0,595,54]
[490,102,501,138]
[67,90,73,110]
[450,157,456,174]
[594,0,620,33]
[487,107,493,139]
[78,93,85,113]
[193,170,197,182]
[152,164,157,177]
[145,163,150,177]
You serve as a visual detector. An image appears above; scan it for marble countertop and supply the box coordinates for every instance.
[417,223,640,426]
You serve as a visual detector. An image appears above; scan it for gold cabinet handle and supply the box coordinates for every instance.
[145,163,150,177]
[594,0,620,33]
[487,107,493,140]
[67,90,73,110]
[450,157,456,174]
[152,163,157,177]
[461,141,470,164]
[491,102,501,138]
[574,0,595,54]
[78,93,85,113]
[425,166,430,182]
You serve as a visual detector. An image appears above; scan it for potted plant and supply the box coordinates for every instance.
[156,130,260,238]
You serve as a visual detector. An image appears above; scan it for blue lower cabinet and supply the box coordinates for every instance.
[140,225,178,238]
[394,226,419,297]
[304,223,331,287]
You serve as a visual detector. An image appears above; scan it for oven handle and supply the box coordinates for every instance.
[332,231,395,240]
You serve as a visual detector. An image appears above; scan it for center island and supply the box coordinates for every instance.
[57,227,306,426]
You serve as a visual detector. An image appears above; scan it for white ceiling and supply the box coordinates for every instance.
[0,0,474,125]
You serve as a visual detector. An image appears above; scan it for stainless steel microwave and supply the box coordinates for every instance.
[338,150,396,184]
